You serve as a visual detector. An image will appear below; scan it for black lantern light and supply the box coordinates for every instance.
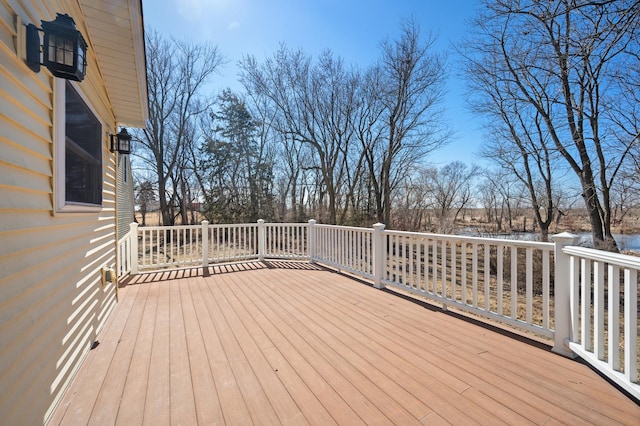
[26,13,88,81]
[111,128,132,154]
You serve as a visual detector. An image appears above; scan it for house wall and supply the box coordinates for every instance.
[0,2,120,424]
[117,153,135,240]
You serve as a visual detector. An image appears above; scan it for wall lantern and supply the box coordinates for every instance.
[26,13,88,82]
[110,128,132,154]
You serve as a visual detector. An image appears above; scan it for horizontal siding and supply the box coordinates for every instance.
[0,161,51,194]
[116,154,135,241]
[0,114,52,160]
[0,5,15,49]
[0,184,52,210]
[0,1,122,425]
[0,136,51,179]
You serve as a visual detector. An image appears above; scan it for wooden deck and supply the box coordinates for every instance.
[48,261,640,425]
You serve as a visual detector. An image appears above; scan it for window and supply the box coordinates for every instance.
[55,80,103,212]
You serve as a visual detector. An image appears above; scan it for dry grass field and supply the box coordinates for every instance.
[136,206,640,235]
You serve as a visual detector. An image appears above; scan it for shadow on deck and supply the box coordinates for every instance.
[49,262,640,425]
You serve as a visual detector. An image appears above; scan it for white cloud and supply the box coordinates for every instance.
[228,21,240,30]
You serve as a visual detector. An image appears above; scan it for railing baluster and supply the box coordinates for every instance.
[581,258,592,351]
[352,230,357,272]
[451,241,457,301]
[472,242,478,308]
[141,228,146,267]
[430,239,436,294]
[417,238,423,292]
[216,227,221,261]
[526,247,533,323]
[571,255,580,341]
[594,260,605,360]
[156,228,160,265]
[461,242,467,304]
[401,236,406,286]
[497,244,503,316]
[183,227,187,263]
[442,240,447,297]
[395,234,400,283]
[484,243,490,311]
[340,228,344,268]
[608,264,620,370]
[511,247,517,319]
[344,228,348,268]
[407,237,416,288]
[623,268,638,384]
[542,249,549,329]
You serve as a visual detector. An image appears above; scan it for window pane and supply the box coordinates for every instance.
[65,82,102,205]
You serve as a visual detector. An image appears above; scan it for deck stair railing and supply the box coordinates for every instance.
[122,220,639,400]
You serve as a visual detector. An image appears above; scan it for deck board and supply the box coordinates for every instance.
[179,279,226,425]
[116,279,155,425]
[168,278,198,426]
[90,283,149,425]
[143,277,171,426]
[48,262,640,425]
[190,277,253,425]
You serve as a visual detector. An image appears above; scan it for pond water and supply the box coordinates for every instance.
[480,231,640,252]
[461,228,640,252]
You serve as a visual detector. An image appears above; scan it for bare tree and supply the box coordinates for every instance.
[135,29,224,225]
[367,18,449,225]
[393,167,434,231]
[427,161,479,233]
[479,170,529,234]
[467,62,563,241]
[463,0,640,250]
[240,47,357,224]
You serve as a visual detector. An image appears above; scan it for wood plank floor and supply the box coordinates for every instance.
[48,261,640,425]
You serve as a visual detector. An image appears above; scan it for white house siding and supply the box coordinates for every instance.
[0,1,125,424]
[117,153,135,241]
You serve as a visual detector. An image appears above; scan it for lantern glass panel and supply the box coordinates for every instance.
[120,138,130,153]
[77,45,85,74]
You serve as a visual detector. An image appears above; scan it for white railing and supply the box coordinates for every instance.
[312,223,374,279]
[206,222,259,264]
[132,222,263,271]
[562,245,639,400]
[116,230,133,277]
[119,221,639,399]
[263,222,309,259]
[381,229,556,339]
[136,223,205,270]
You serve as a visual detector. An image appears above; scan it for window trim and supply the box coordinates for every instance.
[53,79,105,213]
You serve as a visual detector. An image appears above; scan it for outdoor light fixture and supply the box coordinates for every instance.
[26,13,88,81]
[110,128,132,154]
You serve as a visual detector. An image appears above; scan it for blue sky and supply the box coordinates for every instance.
[143,0,484,166]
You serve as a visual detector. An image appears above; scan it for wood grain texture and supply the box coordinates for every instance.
[48,262,640,425]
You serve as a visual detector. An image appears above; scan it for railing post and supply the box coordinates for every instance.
[308,219,317,263]
[258,219,265,261]
[551,232,578,358]
[373,223,385,289]
[130,222,138,275]
[202,220,209,268]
